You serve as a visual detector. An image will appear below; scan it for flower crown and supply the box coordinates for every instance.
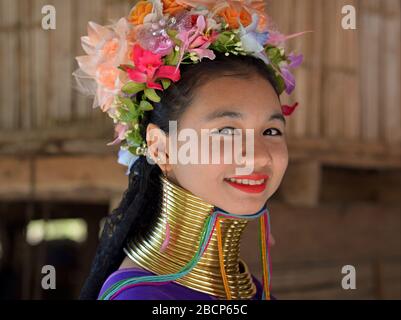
[73,0,306,173]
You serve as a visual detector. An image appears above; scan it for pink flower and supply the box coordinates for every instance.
[267,30,312,47]
[107,123,129,146]
[126,44,181,90]
[188,31,219,59]
[176,14,217,68]
[135,20,175,56]
[280,53,303,94]
[75,18,133,112]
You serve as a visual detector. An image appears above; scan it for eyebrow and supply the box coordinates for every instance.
[203,109,286,126]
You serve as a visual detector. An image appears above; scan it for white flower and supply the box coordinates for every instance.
[238,13,270,64]
[142,0,164,24]
[118,148,139,175]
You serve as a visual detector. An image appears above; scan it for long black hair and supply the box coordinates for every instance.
[79,52,281,299]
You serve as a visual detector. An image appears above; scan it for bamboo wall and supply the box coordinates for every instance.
[275,0,401,145]
[0,0,400,168]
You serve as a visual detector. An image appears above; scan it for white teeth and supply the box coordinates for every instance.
[226,178,265,185]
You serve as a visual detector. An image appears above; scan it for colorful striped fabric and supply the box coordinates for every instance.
[98,267,276,300]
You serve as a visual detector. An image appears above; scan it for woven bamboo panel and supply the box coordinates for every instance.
[0,0,399,155]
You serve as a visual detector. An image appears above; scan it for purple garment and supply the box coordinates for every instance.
[98,267,276,300]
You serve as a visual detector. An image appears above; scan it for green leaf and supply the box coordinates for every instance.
[266,65,286,95]
[122,82,146,95]
[165,49,180,66]
[131,119,139,127]
[128,147,138,155]
[120,97,137,114]
[265,46,285,66]
[116,97,139,122]
[119,109,136,123]
[216,32,231,45]
[128,145,142,154]
[127,130,144,147]
[144,88,161,103]
[166,29,182,46]
[161,79,171,90]
[118,64,134,72]
[275,76,286,95]
[139,100,154,111]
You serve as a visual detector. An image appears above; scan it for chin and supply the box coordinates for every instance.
[220,202,266,215]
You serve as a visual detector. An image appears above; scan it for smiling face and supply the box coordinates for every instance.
[147,73,289,215]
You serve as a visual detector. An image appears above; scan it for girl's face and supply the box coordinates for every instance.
[152,74,288,215]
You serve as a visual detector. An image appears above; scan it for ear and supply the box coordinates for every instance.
[146,123,173,173]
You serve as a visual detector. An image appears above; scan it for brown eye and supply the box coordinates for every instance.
[212,127,241,135]
[264,128,283,136]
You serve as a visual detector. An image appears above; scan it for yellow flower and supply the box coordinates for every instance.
[129,1,153,25]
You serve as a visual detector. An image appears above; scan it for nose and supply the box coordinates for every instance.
[234,134,272,174]
[247,138,272,171]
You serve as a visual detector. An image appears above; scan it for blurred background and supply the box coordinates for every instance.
[0,0,400,300]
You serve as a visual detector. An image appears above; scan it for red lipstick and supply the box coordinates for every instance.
[224,174,269,194]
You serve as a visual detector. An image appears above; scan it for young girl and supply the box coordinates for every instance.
[75,0,303,300]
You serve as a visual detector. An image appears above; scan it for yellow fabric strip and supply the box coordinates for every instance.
[260,215,270,300]
[216,217,232,300]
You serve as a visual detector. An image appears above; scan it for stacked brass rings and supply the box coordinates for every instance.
[124,174,257,299]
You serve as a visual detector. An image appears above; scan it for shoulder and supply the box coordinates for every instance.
[98,268,216,300]
[98,268,174,300]
[106,284,173,300]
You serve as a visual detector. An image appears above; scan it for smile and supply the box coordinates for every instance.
[224,176,269,194]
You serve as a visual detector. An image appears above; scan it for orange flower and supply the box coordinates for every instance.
[129,1,153,25]
[96,64,120,89]
[218,5,252,29]
[162,0,188,15]
[257,14,267,31]
[101,39,120,60]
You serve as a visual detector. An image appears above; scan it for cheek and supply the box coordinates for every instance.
[172,162,225,198]
[171,135,229,182]
[197,134,236,166]
[272,142,289,180]
[173,166,227,209]
[209,137,239,164]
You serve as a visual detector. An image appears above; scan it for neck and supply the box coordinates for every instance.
[124,173,265,299]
